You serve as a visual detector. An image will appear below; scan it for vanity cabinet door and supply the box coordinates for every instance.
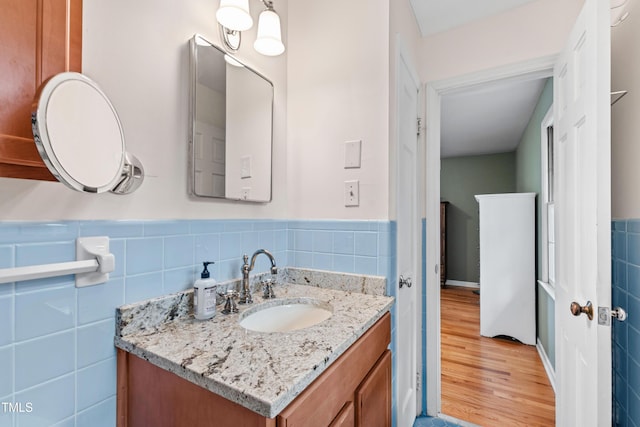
[355,350,391,427]
[276,313,390,427]
[0,0,82,181]
[329,401,354,427]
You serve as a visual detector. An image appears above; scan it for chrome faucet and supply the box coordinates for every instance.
[239,249,278,304]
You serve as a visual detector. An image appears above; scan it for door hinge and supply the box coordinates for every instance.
[416,372,421,393]
[598,306,627,326]
[417,118,422,137]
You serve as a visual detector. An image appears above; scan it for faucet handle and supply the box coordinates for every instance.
[262,279,276,299]
[221,289,239,314]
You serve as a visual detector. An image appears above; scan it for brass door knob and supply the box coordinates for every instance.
[570,300,593,320]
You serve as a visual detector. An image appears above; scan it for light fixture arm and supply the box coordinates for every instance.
[219,24,241,52]
[259,0,274,9]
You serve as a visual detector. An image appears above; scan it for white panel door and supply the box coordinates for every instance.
[397,45,419,427]
[553,0,611,425]
[194,122,225,197]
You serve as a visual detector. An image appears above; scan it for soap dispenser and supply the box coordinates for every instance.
[194,261,217,320]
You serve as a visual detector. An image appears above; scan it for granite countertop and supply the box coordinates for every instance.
[114,274,394,418]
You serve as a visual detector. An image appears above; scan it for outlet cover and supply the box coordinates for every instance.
[241,187,251,200]
[344,180,359,207]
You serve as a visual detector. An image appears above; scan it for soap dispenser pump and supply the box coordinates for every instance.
[194,261,217,320]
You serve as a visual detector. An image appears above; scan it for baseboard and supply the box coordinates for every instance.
[445,280,479,289]
[536,338,556,393]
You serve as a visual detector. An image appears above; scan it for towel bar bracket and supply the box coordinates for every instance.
[76,236,115,287]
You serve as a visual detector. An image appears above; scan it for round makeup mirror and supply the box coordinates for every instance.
[32,72,126,193]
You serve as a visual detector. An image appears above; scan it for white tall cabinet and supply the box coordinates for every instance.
[475,193,536,345]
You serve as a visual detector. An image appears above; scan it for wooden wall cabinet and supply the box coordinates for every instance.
[117,313,391,427]
[0,0,82,181]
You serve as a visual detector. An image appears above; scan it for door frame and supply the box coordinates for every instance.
[424,55,556,417]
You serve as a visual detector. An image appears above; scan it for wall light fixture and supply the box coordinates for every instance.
[216,0,285,56]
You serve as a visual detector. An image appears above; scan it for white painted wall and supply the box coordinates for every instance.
[611,3,640,219]
[286,0,390,220]
[418,0,583,83]
[0,0,288,221]
[1,0,595,223]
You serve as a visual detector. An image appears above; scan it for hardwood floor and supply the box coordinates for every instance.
[440,286,555,427]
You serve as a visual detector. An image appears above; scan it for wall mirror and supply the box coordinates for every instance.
[32,72,144,194]
[189,34,274,202]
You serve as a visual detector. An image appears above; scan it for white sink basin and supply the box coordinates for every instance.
[239,298,333,333]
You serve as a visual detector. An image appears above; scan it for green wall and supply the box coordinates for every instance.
[537,283,556,368]
[441,152,516,283]
[515,77,553,280]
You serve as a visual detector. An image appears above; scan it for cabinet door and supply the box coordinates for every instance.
[0,0,82,181]
[277,314,390,427]
[355,350,391,427]
[328,401,354,427]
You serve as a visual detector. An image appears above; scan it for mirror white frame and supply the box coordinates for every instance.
[32,72,143,194]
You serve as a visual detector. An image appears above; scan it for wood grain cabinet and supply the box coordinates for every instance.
[329,402,354,427]
[0,0,82,181]
[117,313,391,427]
[355,350,391,427]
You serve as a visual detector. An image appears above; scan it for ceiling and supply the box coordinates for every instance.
[408,0,548,159]
[440,77,548,159]
[409,0,538,37]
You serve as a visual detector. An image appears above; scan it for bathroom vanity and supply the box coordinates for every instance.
[115,276,393,427]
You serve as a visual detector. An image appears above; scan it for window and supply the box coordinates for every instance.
[546,125,555,285]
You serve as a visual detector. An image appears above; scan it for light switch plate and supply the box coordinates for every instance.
[344,180,359,207]
[344,140,361,168]
[241,156,252,178]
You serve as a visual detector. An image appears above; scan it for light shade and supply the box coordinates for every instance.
[253,9,285,56]
[216,0,253,31]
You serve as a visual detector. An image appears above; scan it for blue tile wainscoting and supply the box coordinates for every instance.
[286,219,398,426]
[0,219,396,427]
[612,219,640,427]
[421,218,428,414]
